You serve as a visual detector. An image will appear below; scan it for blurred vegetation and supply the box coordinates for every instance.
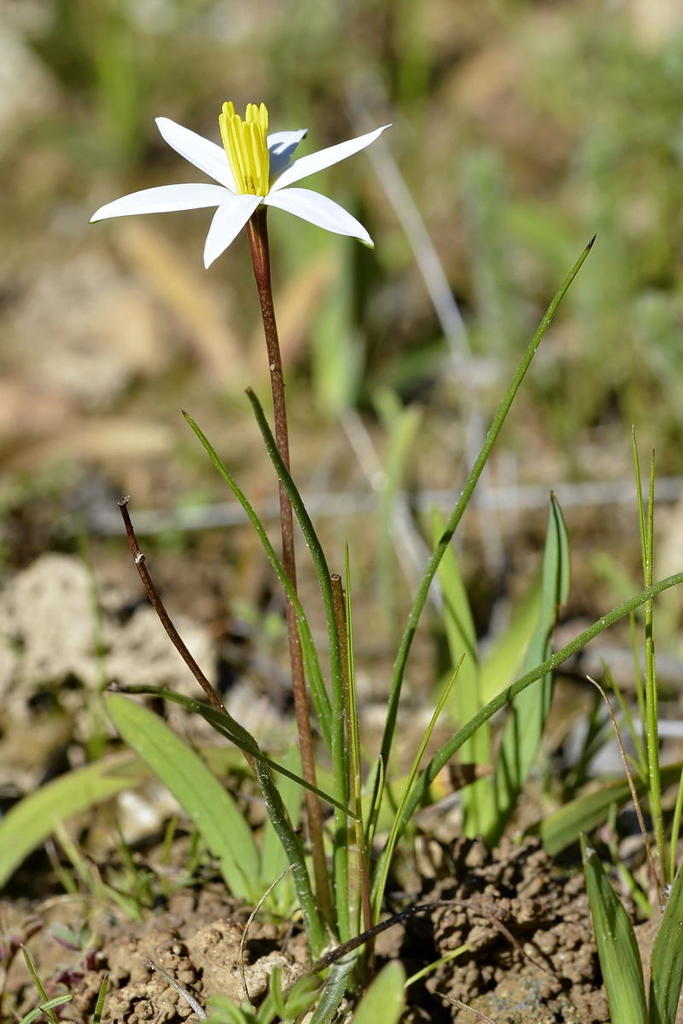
[1,0,683,529]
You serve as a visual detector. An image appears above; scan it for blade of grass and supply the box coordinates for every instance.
[344,549,372,939]
[489,494,570,844]
[260,748,303,914]
[404,945,469,988]
[669,767,683,883]
[244,387,350,934]
[331,572,351,942]
[605,663,647,778]
[0,753,145,888]
[375,570,683,870]
[105,694,259,901]
[308,957,357,1024]
[376,237,595,798]
[433,508,493,838]
[183,410,331,749]
[633,435,665,886]
[251,749,327,955]
[186,403,336,931]
[107,694,325,952]
[629,612,648,765]
[113,684,353,815]
[580,835,647,1024]
[479,573,542,703]
[371,657,464,918]
[541,761,683,855]
[243,389,344,738]
[21,948,59,1024]
[350,962,405,1024]
[649,862,683,1024]
[91,975,109,1024]
[17,995,73,1024]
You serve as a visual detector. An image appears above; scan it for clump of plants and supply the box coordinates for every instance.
[3,96,683,1024]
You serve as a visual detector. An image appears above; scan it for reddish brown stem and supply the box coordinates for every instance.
[118,497,226,715]
[246,207,333,925]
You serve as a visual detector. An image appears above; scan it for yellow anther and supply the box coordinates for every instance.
[219,100,270,196]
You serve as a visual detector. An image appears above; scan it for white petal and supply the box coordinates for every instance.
[267,129,307,179]
[203,195,262,268]
[264,188,373,246]
[269,123,391,193]
[156,116,236,190]
[91,183,229,221]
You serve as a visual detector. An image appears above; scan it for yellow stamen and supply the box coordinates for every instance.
[219,100,270,196]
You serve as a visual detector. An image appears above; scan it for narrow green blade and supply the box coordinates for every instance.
[379,238,595,781]
[433,507,493,837]
[115,684,352,815]
[260,748,303,912]
[387,571,683,868]
[350,962,405,1024]
[581,835,647,1024]
[479,571,542,703]
[309,957,356,1024]
[490,494,569,843]
[183,409,332,748]
[17,995,73,1024]
[649,863,683,1024]
[0,753,144,888]
[540,762,683,855]
[106,694,260,900]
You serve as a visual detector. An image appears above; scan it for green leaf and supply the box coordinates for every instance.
[91,974,109,1024]
[205,995,255,1024]
[0,753,145,888]
[433,507,480,728]
[490,494,570,844]
[106,694,260,901]
[308,957,356,1024]
[540,761,683,855]
[260,748,303,913]
[479,572,542,703]
[372,658,463,915]
[282,974,323,1019]
[115,684,352,815]
[183,410,332,749]
[350,962,405,1024]
[379,237,595,785]
[17,995,73,1024]
[387,570,683,859]
[649,863,683,1024]
[581,835,647,1024]
[433,507,493,837]
[22,947,58,1024]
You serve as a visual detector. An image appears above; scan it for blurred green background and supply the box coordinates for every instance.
[2,0,683,589]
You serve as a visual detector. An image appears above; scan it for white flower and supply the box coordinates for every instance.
[91,101,390,268]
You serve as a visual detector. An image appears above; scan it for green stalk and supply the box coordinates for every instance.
[633,434,665,888]
[671,766,683,883]
[183,411,332,746]
[376,237,595,789]
[344,550,373,940]
[253,758,327,955]
[246,387,350,935]
[371,658,463,917]
[331,573,351,942]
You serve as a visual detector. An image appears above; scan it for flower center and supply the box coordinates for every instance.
[219,101,270,196]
